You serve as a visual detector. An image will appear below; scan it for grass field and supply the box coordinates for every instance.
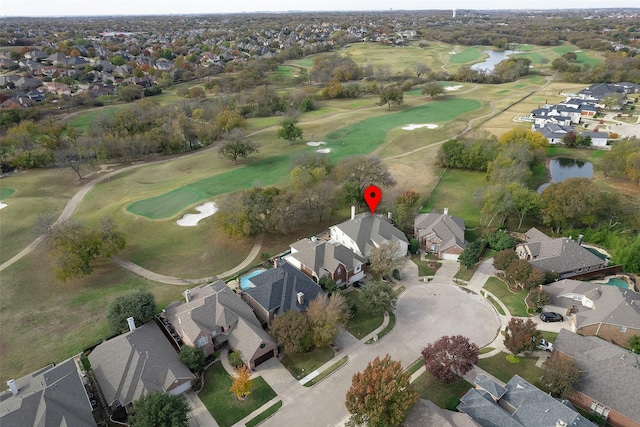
[200,361,277,427]
[413,371,473,410]
[128,98,481,218]
[477,352,544,387]
[449,46,483,64]
[0,187,15,199]
[280,346,334,379]
[422,169,487,228]
[483,277,529,317]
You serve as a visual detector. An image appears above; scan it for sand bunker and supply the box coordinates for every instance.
[176,202,218,226]
[449,51,457,55]
[0,203,6,210]
[306,141,327,147]
[402,124,439,131]
[444,85,463,91]
[316,148,331,153]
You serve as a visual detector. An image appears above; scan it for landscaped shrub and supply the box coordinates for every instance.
[485,230,515,251]
[493,249,518,271]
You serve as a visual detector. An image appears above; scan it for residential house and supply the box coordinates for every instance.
[405,399,480,427]
[531,123,575,144]
[87,84,116,97]
[544,279,640,346]
[562,98,599,118]
[613,82,640,93]
[24,50,48,61]
[458,374,597,427]
[241,263,324,326]
[43,81,71,95]
[284,238,367,286]
[0,358,96,426]
[329,211,409,260]
[515,228,607,279]
[0,96,33,109]
[89,321,194,413]
[45,52,67,66]
[578,83,626,101]
[414,208,467,260]
[13,77,42,91]
[530,107,573,126]
[553,329,640,427]
[164,281,278,369]
[581,131,609,147]
[0,74,20,87]
[0,58,16,69]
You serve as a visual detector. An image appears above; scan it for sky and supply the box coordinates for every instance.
[1,0,638,17]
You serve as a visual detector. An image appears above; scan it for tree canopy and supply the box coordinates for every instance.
[542,353,581,398]
[306,293,350,348]
[218,129,259,164]
[270,310,312,354]
[358,282,397,316]
[503,317,540,356]
[369,241,402,280]
[107,290,157,333]
[345,354,418,427]
[128,392,190,427]
[179,346,207,373]
[378,86,404,110]
[277,116,303,144]
[421,335,479,384]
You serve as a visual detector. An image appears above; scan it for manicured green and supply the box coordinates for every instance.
[280,346,334,380]
[245,401,282,427]
[304,356,348,387]
[513,52,544,64]
[497,89,510,94]
[413,371,473,410]
[540,331,559,343]
[551,46,603,66]
[411,254,441,276]
[485,293,506,315]
[421,169,486,228]
[199,362,277,427]
[483,277,529,317]
[0,187,15,199]
[450,47,484,64]
[455,266,476,282]
[344,291,384,339]
[477,352,544,386]
[129,98,480,218]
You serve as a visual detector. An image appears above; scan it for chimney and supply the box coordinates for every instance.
[127,316,136,332]
[184,289,191,303]
[297,292,304,305]
[556,420,567,427]
[7,379,18,396]
[443,207,449,216]
[577,234,584,246]
[351,205,356,220]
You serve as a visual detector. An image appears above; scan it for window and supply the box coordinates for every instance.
[197,336,208,347]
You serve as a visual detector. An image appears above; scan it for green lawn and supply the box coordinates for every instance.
[344,291,384,339]
[303,356,348,387]
[199,361,277,427]
[421,169,487,228]
[450,47,484,64]
[0,187,15,199]
[245,401,282,427]
[280,346,334,380]
[128,98,481,218]
[410,254,441,276]
[413,371,473,410]
[477,352,544,387]
[483,277,529,317]
[485,293,506,315]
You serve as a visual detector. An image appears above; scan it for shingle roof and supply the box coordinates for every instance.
[415,211,466,252]
[545,279,640,330]
[287,239,366,278]
[0,359,95,427]
[517,228,605,276]
[164,281,275,363]
[458,374,596,427]
[244,263,324,315]
[554,329,640,422]
[88,322,194,407]
[405,399,480,427]
[330,213,408,257]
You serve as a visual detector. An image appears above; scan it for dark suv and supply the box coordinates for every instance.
[540,312,563,322]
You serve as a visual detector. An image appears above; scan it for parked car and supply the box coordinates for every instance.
[538,338,554,352]
[540,312,563,322]
[352,281,366,289]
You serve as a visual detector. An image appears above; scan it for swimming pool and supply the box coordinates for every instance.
[239,269,266,290]
[600,278,629,289]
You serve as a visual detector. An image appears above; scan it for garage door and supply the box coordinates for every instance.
[253,350,275,368]
[442,253,459,261]
[169,381,192,395]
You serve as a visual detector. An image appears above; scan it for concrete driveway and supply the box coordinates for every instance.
[259,263,501,427]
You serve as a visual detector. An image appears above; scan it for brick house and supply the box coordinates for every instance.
[414,208,467,260]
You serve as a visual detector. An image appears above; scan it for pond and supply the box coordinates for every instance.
[537,158,594,193]
[471,49,522,72]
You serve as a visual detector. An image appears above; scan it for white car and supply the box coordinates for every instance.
[538,338,554,352]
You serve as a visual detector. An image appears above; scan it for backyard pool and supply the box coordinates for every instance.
[239,269,266,290]
[590,276,633,290]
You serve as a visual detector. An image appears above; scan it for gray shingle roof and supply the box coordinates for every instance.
[405,399,480,427]
[458,374,596,427]
[330,213,408,257]
[88,322,194,407]
[164,281,276,363]
[0,358,95,427]
[415,211,466,252]
[545,279,640,330]
[243,263,324,315]
[287,239,366,278]
[554,329,640,422]
[517,228,606,277]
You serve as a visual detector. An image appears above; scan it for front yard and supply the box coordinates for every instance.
[344,290,384,339]
[412,371,473,410]
[280,346,334,379]
[199,361,277,427]
[483,277,529,317]
[477,351,544,388]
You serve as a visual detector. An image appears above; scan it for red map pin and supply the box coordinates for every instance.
[364,185,382,215]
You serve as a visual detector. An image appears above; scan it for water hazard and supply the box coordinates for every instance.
[537,158,593,193]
